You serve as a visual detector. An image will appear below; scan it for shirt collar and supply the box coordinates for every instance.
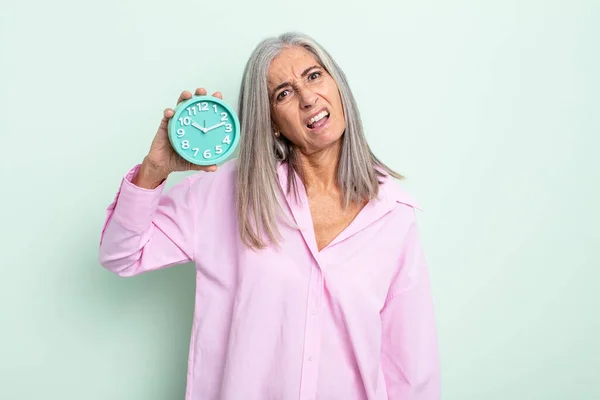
[275,160,421,256]
[276,160,421,210]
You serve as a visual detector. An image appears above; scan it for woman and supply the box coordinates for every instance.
[98,32,440,400]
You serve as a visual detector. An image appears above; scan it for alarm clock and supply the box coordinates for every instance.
[167,95,241,166]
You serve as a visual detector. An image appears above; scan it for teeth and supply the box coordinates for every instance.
[308,110,329,125]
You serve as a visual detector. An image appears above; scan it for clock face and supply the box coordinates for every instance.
[167,95,240,166]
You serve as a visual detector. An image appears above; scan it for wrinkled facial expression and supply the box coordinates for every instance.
[268,47,345,156]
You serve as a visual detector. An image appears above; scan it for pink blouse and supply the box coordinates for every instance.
[98,159,440,399]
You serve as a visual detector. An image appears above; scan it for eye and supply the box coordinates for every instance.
[308,71,321,80]
[276,89,290,101]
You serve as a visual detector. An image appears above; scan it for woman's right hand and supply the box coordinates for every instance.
[133,88,221,189]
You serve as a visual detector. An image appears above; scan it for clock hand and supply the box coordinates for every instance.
[191,121,207,133]
[204,122,226,132]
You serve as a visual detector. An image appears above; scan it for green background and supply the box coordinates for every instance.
[1,0,598,399]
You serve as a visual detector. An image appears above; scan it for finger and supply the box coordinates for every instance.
[195,88,208,96]
[212,91,223,100]
[163,108,174,119]
[160,107,174,129]
[177,90,193,104]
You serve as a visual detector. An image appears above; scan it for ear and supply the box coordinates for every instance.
[271,119,280,135]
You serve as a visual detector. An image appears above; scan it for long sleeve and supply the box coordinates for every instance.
[380,217,441,399]
[98,164,199,277]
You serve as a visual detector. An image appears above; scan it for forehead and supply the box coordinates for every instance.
[267,47,320,89]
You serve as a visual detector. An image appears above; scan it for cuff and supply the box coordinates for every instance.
[112,164,167,233]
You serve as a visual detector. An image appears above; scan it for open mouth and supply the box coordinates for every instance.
[306,110,330,129]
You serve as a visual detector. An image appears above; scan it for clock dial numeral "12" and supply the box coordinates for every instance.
[186,103,219,116]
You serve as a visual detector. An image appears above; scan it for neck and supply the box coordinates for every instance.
[295,140,341,194]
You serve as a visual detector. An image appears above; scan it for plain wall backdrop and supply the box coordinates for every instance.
[1,0,598,399]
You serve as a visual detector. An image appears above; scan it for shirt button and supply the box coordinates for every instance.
[312,309,317,315]
[308,356,313,361]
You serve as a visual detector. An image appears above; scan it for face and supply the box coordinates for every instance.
[267,46,346,157]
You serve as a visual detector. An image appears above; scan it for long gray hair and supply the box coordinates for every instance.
[236,32,403,250]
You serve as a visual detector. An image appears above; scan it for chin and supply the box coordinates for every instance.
[316,130,345,153]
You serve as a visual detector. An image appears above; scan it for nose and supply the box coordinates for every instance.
[298,87,317,109]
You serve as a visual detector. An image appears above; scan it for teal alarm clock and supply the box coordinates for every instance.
[168,95,240,166]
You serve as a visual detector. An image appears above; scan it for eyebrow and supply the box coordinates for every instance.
[270,65,322,99]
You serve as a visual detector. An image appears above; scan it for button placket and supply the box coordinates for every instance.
[299,262,324,400]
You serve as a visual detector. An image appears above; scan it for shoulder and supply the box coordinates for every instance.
[377,173,423,213]
[377,175,424,242]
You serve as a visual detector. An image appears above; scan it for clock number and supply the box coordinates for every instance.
[215,145,223,154]
[225,124,232,132]
[199,102,208,111]
[203,149,212,159]
[177,128,185,137]
[220,112,228,121]
[179,117,191,126]
[212,104,217,113]
[186,106,197,116]
[181,140,190,149]
[222,135,231,145]
[192,148,200,156]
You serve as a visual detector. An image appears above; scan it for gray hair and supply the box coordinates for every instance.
[236,32,403,250]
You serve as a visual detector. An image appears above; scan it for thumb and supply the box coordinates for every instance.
[190,163,217,172]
